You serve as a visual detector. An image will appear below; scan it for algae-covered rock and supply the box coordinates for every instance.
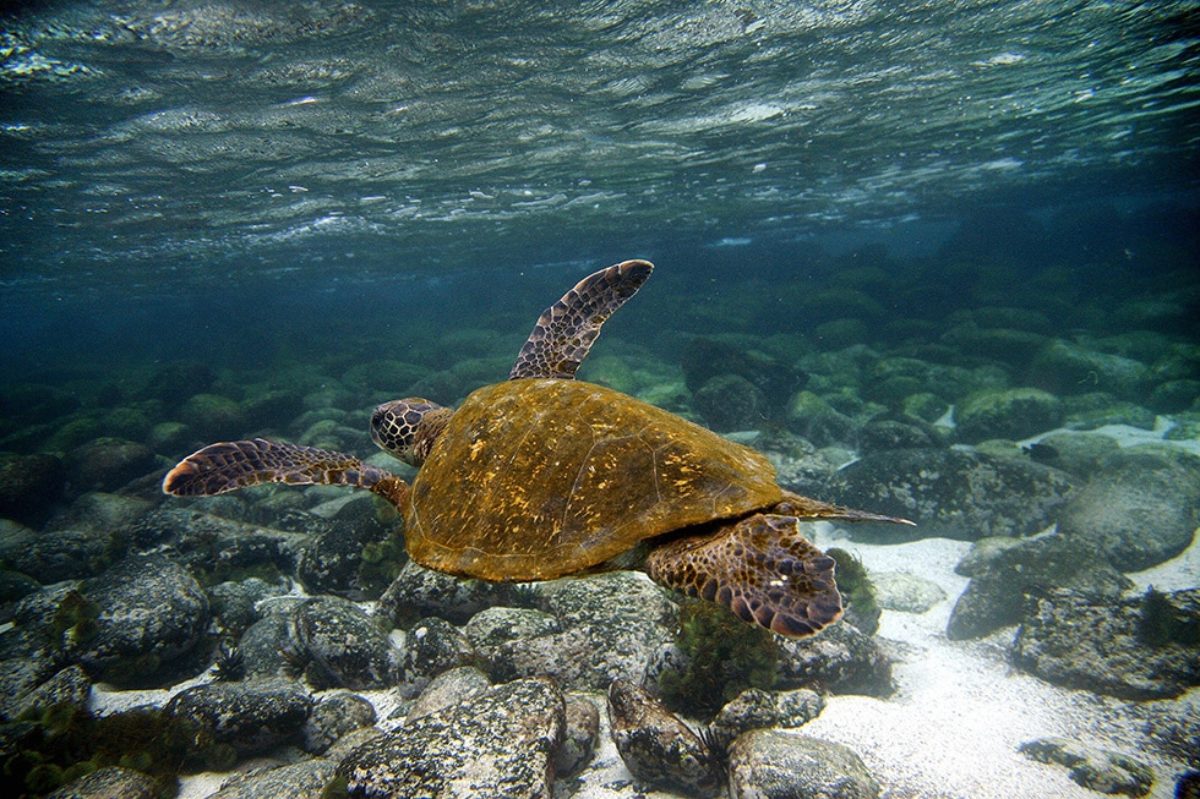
[398,616,475,698]
[728,730,880,799]
[858,418,937,452]
[826,448,1075,541]
[777,620,892,697]
[1057,449,1200,571]
[1019,737,1153,797]
[956,387,1063,443]
[165,680,313,755]
[1062,394,1157,431]
[205,759,338,799]
[710,686,824,744]
[871,571,946,613]
[68,437,156,493]
[682,336,802,409]
[336,676,565,799]
[607,678,724,799]
[1011,587,1200,699]
[61,554,210,685]
[486,572,676,691]
[656,598,779,720]
[378,560,509,626]
[180,393,246,438]
[406,665,491,721]
[46,765,163,799]
[288,596,399,690]
[947,534,1131,640]
[1022,431,1119,476]
[693,373,768,431]
[786,390,857,447]
[556,693,600,778]
[302,692,376,754]
[1029,339,1151,400]
[0,452,65,526]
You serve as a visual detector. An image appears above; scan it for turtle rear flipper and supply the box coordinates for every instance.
[645,514,843,638]
[509,259,652,380]
[163,439,407,508]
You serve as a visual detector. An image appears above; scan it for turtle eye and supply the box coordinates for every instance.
[371,398,442,466]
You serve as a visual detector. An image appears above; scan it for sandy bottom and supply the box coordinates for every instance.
[798,527,1197,799]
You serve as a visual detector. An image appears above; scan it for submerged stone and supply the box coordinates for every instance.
[710,686,824,744]
[946,533,1131,640]
[1011,587,1200,700]
[303,691,377,754]
[1057,449,1200,571]
[45,765,161,799]
[727,729,880,799]
[955,387,1064,443]
[205,758,338,799]
[0,452,65,525]
[606,678,724,799]
[62,554,209,685]
[871,571,946,613]
[1028,339,1151,401]
[337,676,565,799]
[826,448,1074,541]
[1019,737,1153,797]
[165,680,313,755]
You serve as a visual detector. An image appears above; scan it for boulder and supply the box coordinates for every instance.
[693,374,768,431]
[826,448,1075,541]
[289,596,399,690]
[68,438,157,493]
[336,676,565,799]
[710,686,824,744]
[485,572,676,691]
[61,554,209,685]
[946,533,1131,640]
[1011,587,1200,699]
[165,680,313,755]
[871,571,946,613]
[1018,737,1153,797]
[728,730,880,799]
[205,759,338,799]
[45,766,161,799]
[0,452,65,525]
[1057,449,1200,571]
[303,692,377,754]
[955,387,1063,443]
[1029,339,1150,401]
[776,620,892,696]
[606,678,723,798]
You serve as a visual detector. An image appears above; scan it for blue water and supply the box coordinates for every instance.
[1,4,1199,798]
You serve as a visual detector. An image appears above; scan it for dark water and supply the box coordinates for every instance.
[1,3,1199,798]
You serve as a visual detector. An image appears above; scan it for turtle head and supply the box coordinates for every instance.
[371,398,453,467]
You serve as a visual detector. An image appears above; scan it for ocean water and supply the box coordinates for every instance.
[1,2,1198,799]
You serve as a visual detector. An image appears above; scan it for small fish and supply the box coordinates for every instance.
[1023,442,1059,464]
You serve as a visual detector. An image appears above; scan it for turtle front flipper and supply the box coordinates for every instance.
[509,259,653,380]
[162,438,410,510]
[645,514,843,638]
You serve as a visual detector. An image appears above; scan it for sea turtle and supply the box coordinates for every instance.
[164,260,911,637]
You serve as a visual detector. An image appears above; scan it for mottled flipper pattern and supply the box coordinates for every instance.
[645,514,843,637]
[509,259,653,380]
[162,438,406,507]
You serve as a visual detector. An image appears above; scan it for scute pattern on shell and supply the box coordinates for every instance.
[405,379,782,581]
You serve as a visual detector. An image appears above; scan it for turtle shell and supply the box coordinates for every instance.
[404,378,782,581]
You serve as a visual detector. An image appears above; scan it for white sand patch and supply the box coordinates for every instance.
[796,524,1196,799]
[1021,418,1200,457]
